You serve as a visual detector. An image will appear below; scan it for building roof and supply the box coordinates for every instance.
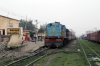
[0,15,19,21]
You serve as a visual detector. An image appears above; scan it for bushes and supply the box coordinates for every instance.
[8,46,18,50]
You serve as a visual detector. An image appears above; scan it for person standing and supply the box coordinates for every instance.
[25,34,30,43]
[41,35,43,41]
[34,34,37,43]
[30,31,34,41]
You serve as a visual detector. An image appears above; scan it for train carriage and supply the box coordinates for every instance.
[86,31,100,43]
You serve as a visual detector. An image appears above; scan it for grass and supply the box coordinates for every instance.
[79,40,94,54]
[82,40,100,55]
[12,55,38,66]
[79,39,100,66]
[0,55,38,66]
[34,54,53,66]
[0,57,19,66]
[49,53,89,66]
[35,52,88,66]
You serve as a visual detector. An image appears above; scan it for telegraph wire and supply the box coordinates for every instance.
[0,6,25,19]
[0,5,38,21]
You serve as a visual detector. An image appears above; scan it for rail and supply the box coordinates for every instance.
[26,49,56,66]
[78,40,100,66]
[5,47,48,66]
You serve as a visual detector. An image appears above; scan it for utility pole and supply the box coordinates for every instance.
[26,15,27,22]
[34,20,41,42]
[25,15,27,30]
[34,20,38,43]
[35,20,40,28]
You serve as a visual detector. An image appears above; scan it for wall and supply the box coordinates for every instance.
[0,15,19,35]
[7,34,22,48]
[0,15,19,29]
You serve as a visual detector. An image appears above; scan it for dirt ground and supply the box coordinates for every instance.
[65,40,77,51]
[20,41,44,52]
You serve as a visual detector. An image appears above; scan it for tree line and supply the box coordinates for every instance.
[19,19,46,33]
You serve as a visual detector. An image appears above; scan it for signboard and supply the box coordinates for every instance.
[7,28,21,35]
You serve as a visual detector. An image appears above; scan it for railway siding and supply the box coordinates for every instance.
[5,47,48,66]
[1,40,100,66]
[82,40,100,55]
[33,40,89,66]
[79,39,100,66]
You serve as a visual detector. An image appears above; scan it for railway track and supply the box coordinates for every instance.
[26,48,56,66]
[78,40,100,66]
[5,46,48,66]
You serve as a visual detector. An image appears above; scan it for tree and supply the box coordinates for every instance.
[19,19,35,30]
[38,23,47,33]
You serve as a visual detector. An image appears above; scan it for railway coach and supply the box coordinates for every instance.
[65,29,76,42]
[44,22,71,47]
[86,31,100,43]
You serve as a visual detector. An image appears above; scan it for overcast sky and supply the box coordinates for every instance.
[0,0,100,37]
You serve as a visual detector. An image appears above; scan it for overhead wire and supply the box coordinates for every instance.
[0,6,25,19]
[0,6,38,30]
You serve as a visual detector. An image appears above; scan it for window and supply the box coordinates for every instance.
[9,23,13,27]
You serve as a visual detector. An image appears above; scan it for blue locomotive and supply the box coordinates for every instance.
[44,22,75,47]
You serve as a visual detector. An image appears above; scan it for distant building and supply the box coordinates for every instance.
[0,15,19,35]
[23,30,31,35]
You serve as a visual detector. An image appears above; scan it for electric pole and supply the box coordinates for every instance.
[34,20,38,43]
[25,15,27,30]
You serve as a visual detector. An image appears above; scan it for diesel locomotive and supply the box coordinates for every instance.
[44,22,76,47]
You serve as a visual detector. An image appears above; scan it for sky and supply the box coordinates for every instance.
[0,0,100,37]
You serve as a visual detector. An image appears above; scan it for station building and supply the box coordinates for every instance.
[0,15,19,35]
[0,15,46,40]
